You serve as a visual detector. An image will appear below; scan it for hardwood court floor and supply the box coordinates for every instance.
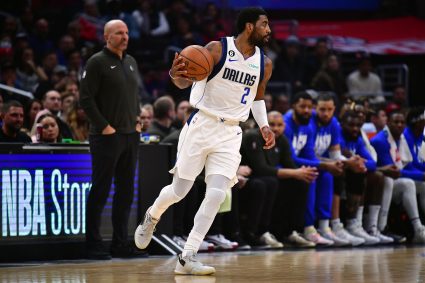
[1,246,425,283]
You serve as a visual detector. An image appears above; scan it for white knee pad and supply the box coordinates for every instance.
[201,188,227,216]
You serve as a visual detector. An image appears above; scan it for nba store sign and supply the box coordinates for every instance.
[0,154,92,238]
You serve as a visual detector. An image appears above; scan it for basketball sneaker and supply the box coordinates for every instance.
[260,232,284,248]
[174,251,216,275]
[368,228,394,244]
[346,222,380,245]
[304,226,334,246]
[332,222,365,246]
[412,225,425,244]
[134,207,159,249]
[227,233,251,250]
[318,227,350,246]
[287,231,316,248]
[205,234,236,250]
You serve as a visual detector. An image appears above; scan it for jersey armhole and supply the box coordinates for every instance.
[207,37,227,82]
[259,49,265,82]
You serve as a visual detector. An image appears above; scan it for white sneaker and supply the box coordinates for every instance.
[174,251,215,275]
[304,226,334,246]
[205,234,235,250]
[346,223,380,245]
[368,228,394,244]
[288,231,316,248]
[412,226,425,244]
[318,227,350,246]
[134,207,159,249]
[332,223,365,246]
[260,232,284,248]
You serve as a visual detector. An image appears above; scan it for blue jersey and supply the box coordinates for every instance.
[284,111,320,167]
[340,130,376,171]
[404,127,425,171]
[310,112,340,158]
[371,130,424,181]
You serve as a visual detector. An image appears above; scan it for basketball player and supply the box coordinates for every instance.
[135,7,274,275]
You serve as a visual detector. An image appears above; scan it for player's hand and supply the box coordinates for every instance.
[294,166,319,183]
[102,124,116,135]
[169,52,191,81]
[260,126,275,149]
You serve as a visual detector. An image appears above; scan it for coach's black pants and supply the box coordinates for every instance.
[86,132,139,246]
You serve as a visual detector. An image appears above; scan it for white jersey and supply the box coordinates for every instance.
[189,36,264,122]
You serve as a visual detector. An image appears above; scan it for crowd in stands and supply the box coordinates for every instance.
[1,1,423,252]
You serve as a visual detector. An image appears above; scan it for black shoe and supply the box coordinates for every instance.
[86,242,111,260]
[228,233,251,250]
[382,230,407,244]
[243,232,268,248]
[111,243,149,258]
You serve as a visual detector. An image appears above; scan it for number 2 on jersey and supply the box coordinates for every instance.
[241,87,250,104]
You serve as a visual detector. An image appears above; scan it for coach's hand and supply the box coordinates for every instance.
[260,126,275,149]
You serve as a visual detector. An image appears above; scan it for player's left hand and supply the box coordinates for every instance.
[260,126,275,149]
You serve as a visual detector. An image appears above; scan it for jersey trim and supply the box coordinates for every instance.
[259,49,265,82]
[207,37,227,82]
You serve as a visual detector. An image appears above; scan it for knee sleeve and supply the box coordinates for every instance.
[200,188,227,217]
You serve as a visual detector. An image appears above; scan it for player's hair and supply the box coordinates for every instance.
[236,7,267,35]
[2,100,23,113]
[291,91,313,105]
[341,110,360,124]
[406,107,425,127]
[316,92,336,104]
[387,109,404,121]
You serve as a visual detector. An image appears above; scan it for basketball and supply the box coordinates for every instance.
[179,45,214,81]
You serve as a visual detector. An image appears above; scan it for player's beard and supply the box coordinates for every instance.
[248,28,268,48]
[295,110,311,125]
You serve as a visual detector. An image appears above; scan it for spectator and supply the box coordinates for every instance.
[42,90,73,139]
[0,62,28,105]
[0,100,31,142]
[60,92,75,122]
[272,94,290,114]
[264,93,273,112]
[132,0,170,38]
[56,35,75,66]
[347,52,383,102]
[146,95,176,140]
[22,98,42,133]
[67,49,84,82]
[304,37,330,86]
[34,113,62,143]
[140,106,153,133]
[311,54,347,102]
[28,18,54,61]
[66,100,89,142]
[15,47,48,93]
[271,36,305,93]
[172,99,190,129]
[171,17,203,48]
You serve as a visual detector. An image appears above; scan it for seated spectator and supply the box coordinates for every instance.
[264,93,273,113]
[304,37,330,86]
[60,92,75,122]
[146,96,176,140]
[140,105,153,133]
[22,98,42,133]
[347,52,383,103]
[272,94,289,114]
[132,0,170,38]
[171,17,203,49]
[28,18,54,61]
[0,100,31,143]
[271,36,305,93]
[66,100,89,142]
[15,47,48,93]
[171,100,190,129]
[311,54,347,103]
[42,90,73,139]
[34,113,62,143]
[386,85,409,113]
[0,62,28,105]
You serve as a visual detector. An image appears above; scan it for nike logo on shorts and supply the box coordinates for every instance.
[110,65,117,69]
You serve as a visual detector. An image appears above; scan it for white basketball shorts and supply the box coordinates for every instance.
[169,110,242,188]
